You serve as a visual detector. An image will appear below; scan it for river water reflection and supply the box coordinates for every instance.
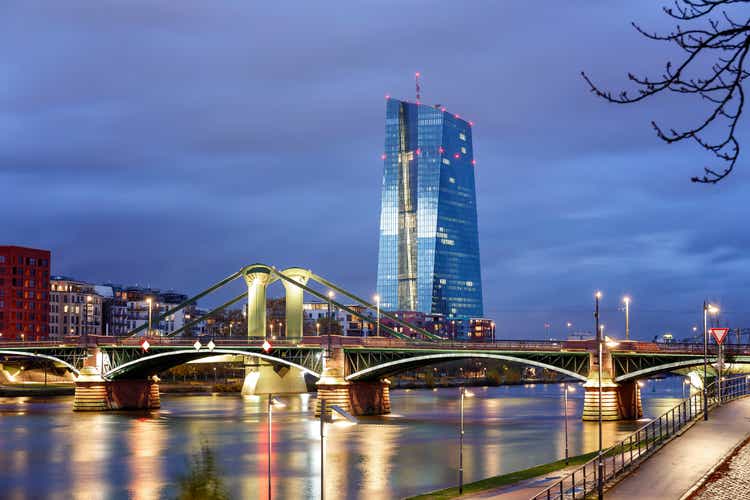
[0,378,687,499]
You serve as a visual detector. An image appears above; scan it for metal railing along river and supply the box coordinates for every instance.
[530,375,750,500]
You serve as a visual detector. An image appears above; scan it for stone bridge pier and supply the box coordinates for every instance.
[315,346,390,417]
[582,341,642,421]
[73,352,160,411]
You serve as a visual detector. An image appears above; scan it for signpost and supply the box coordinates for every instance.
[710,328,730,404]
[710,328,729,345]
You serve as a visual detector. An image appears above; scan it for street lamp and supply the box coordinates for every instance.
[594,290,603,500]
[374,294,380,338]
[319,401,357,500]
[459,385,465,494]
[266,395,286,500]
[316,322,320,336]
[563,384,575,465]
[491,321,496,344]
[623,296,631,340]
[703,302,719,420]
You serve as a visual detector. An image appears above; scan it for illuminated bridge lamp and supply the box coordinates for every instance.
[141,339,150,352]
[262,340,271,353]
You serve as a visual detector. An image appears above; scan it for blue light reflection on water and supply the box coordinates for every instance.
[0,377,688,499]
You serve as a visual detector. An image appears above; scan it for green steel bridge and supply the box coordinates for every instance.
[1,263,748,417]
[1,336,747,383]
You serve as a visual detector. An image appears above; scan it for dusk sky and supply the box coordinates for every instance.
[3,1,750,340]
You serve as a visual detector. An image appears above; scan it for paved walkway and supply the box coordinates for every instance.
[458,467,575,500]
[607,397,750,500]
[692,436,750,499]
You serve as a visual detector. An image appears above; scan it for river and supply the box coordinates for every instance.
[0,377,688,499]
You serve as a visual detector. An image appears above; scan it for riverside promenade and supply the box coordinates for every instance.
[606,396,750,500]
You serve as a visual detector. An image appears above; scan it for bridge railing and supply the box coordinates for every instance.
[530,375,750,500]
[609,342,750,355]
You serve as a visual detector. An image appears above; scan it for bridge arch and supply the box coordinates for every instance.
[612,356,750,382]
[0,350,80,376]
[104,349,321,380]
[346,352,588,382]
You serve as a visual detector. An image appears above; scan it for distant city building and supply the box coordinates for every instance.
[0,246,51,340]
[376,98,483,320]
[50,276,102,338]
[468,318,495,342]
[96,285,128,336]
[121,286,195,336]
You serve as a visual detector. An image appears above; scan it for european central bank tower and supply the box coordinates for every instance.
[376,98,483,319]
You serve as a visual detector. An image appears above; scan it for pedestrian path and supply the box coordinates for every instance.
[692,436,750,499]
[606,396,750,500]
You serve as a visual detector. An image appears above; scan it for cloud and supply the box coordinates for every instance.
[2,1,749,339]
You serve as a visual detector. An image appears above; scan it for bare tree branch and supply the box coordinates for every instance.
[582,0,750,183]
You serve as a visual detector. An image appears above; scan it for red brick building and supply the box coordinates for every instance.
[0,246,51,340]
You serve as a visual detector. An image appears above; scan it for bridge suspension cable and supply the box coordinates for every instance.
[308,272,444,341]
[125,263,445,343]
[270,269,415,341]
[127,269,244,337]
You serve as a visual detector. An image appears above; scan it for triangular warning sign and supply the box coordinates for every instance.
[710,328,730,345]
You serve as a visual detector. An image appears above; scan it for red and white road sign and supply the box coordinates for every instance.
[710,327,730,345]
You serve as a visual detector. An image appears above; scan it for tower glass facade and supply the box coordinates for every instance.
[376,98,483,319]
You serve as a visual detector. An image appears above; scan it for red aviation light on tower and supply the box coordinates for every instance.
[439,146,445,154]
[471,159,477,166]
[381,153,387,160]
[469,121,474,127]
[415,148,421,155]
[454,153,460,159]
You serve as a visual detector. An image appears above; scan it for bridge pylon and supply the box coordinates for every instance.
[243,266,277,338]
[280,267,311,341]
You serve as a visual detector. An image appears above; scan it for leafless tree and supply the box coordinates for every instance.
[582,0,750,183]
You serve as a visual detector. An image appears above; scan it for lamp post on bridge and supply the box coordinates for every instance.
[703,301,719,421]
[146,297,153,337]
[85,295,93,344]
[374,294,380,338]
[623,296,631,340]
[327,291,334,360]
[595,290,603,500]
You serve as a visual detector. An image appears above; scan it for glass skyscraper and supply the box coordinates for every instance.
[376,98,483,319]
